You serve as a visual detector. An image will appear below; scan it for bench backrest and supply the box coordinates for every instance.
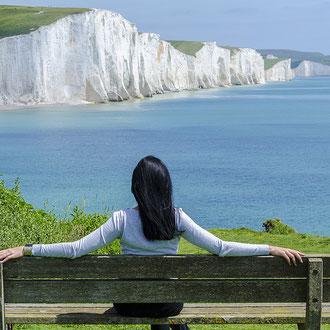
[1,255,328,304]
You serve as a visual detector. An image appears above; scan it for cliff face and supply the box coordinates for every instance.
[138,36,232,97]
[0,9,267,106]
[230,48,265,85]
[265,59,294,81]
[194,42,231,88]
[294,60,330,77]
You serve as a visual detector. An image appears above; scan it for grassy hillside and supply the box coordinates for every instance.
[0,179,119,254]
[258,49,330,68]
[1,179,330,330]
[168,40,204,56]
[0,5,90,39]
[2,179,329,254]
[264,57,287,70]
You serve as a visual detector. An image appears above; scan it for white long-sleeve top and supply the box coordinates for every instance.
[32,208,270,258]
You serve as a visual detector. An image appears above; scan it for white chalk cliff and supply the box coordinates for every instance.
[294,60,330,77]
[265,59,294,82]
[229,48,265,85]
[0,9,267,106]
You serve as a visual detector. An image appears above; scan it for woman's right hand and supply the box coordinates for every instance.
[269,245,304,266]
[0,246,24,263]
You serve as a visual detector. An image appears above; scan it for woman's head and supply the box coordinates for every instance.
[131,155,176,240]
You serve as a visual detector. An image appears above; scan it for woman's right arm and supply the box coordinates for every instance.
[31,211,124,258]
[177,209,304,265]
[0,211,124,262]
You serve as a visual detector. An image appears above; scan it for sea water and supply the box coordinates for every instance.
[1,77,330,235]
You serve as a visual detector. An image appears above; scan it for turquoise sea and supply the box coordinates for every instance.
[1,77,330,235]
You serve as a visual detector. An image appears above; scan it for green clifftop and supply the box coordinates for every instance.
[263,57,287,70]
[0,5,89,39]
[168,40,204,56]
[258,49,330,68]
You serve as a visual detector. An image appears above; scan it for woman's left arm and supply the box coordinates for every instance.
[0,211,124,263]
[177,209,304,265]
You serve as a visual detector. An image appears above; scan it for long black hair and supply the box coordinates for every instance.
[131,155,176,240]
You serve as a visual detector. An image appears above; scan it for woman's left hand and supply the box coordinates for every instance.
[269,245,304,266]
[0,246,24,263]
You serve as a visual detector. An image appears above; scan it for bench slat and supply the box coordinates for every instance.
[307,255,330,278]
[4,255,308,279]
[324,258,330,278]
[5,303,330,324]
[324,279,330,302]
[4,279,306,303]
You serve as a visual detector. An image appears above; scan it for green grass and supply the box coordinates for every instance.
[0,179,120,254]
[168,40,204,56]
[264,58,287,70]
[182,227,330,254]
[1,179,330,330]
[0,5,90,39]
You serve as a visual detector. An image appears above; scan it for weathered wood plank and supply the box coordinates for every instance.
[4,303,310,312]
[305,255,330,278]
[323,279,330,302]
[0,263,5,330]
[305,258,323,330]
[1,302,310,311]
[4,279,306,303]
[1,302,315,325]
[4,303,330,324]
[3,306,308,315]
[323,257,330,278]
[3,255,308,279]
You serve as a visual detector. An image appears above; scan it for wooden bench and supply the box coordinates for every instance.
[0,255,329,330]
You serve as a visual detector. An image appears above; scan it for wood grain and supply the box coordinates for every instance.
[4,279,306,303]
[305,258,323,330]
[2,254,330,327]
[3,255,309,279]
[3,302,330,324]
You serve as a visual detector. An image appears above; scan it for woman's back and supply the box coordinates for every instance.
[119,208,180,255]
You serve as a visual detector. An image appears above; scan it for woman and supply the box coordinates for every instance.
[0,155,303,330]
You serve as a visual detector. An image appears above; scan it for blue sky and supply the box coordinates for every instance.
[1,0,329,54]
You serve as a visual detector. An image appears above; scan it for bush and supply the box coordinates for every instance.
[262,218,296,235]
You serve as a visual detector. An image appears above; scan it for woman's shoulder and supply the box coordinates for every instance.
[174,207,188,226]
[112,207,136,213]
[111,207,139,221]
[175,207,187,218]
[107,209,127,224]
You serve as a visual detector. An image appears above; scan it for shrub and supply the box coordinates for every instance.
[262,218,296,235]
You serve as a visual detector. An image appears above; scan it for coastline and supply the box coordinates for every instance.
[0,80,287,112]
